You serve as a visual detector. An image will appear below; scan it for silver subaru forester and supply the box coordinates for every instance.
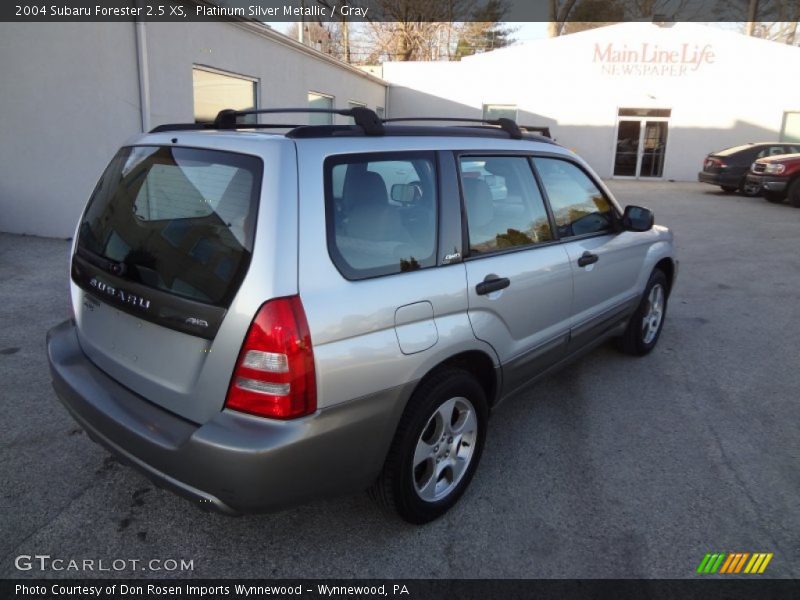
[47,108,676,524]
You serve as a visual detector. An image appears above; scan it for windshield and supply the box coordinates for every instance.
[77,145,262,307]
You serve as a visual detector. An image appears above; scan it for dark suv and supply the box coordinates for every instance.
[747,153,800,207]
[698,142,800,196]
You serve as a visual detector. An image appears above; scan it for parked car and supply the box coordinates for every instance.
[46,108,677,524]
[698,142,800,196]
[747,152,800,206]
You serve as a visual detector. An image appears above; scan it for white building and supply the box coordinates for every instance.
[384,22,800,181]
[0,20,386,238]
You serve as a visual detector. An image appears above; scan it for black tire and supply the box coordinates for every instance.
[764,191,785,204]
[369,368,488,524]
[739,178,761,197]
[788,179,800,208]
[720,185,737,193]
[617,269,669,356]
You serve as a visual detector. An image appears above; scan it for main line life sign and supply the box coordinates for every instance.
[594,42,716,76]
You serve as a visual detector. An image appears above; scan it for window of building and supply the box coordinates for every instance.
[325,152,438,279]
[460,156,553,255]
[346,100,366,124]
[618,108,672,118]
[308,92,334,125]
[781,111,800,143]
[192,67,257,125]
[482,104,518,121]
[533,158,614,238]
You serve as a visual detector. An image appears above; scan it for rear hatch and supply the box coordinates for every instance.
[71,144,264,423]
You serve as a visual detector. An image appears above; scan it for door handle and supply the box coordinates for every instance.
[476,275,510,295]
[577,251,599,267]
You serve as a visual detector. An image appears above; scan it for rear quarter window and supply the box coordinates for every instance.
[324,152,438,280]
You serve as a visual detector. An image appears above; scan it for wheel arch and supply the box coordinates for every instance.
[410,350,500,410]
[654,257,676,296]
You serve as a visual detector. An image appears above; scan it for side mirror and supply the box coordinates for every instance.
[622,205,654,232]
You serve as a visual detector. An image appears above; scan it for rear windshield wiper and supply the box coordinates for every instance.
[76,245,128,277]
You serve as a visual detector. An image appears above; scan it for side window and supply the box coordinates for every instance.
[533,158,614,238]
[325,153,437,279]
[459,156,553,255]
[759,146,790,158]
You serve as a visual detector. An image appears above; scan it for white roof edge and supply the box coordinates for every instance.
[231,20,388,87]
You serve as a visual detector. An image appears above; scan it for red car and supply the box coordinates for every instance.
[746,153,800,207]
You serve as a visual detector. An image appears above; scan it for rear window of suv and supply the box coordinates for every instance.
[77,145,262,307]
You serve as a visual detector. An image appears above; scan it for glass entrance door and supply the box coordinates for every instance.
[613,109,670,178]
[640,121,668,177]
[613,120,641,177]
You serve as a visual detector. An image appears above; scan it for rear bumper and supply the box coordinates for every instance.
[47,320,410,514]
[697,171,740,187]
[746,174,788,193]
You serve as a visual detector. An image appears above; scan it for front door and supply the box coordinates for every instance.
[532,157,647,349]
[613,109,670,178]
[458,154,573,395]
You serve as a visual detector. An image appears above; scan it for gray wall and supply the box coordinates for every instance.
[145,21,386,129]
[0,21,387,238]
[0,23,142,238]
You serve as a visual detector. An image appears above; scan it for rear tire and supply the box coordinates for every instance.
[764,191,785,204]
[788,179,800,208]
[617,269,669,356]
[720,185,737,193]
[369,368,488,524]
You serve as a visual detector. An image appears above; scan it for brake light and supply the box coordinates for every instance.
[225,296,316,419]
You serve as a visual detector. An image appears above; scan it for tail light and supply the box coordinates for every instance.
[225,296,316,419]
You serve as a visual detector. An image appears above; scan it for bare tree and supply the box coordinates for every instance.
[741,0,800,44]
[363,0,477,61]
[286,21,347,60]
[548,0,700,36]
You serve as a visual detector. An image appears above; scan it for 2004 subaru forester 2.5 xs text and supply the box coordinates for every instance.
[46,107,677,524]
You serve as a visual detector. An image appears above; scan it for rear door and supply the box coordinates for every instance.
[71,142,292,423]
[459,154,573,395]
[295,146,474,409]
[532,157,646,349]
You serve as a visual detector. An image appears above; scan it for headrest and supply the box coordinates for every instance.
[462,178,494,227]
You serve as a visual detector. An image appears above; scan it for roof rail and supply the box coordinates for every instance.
[382,116,524,140]
[519,125,552,138]
[148,108,553,142]
[213,107,385,135]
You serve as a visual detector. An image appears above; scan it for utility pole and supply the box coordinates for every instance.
[745,0,759,36]
[342,19,350,63]
[298,0,305,43]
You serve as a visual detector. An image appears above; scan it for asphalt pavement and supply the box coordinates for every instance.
[1,181,798,579]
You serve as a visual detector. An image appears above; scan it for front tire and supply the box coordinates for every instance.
[369,368,488,524]
[720,185,737,193]
[617,269,669,356]
[739,178,761,197]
